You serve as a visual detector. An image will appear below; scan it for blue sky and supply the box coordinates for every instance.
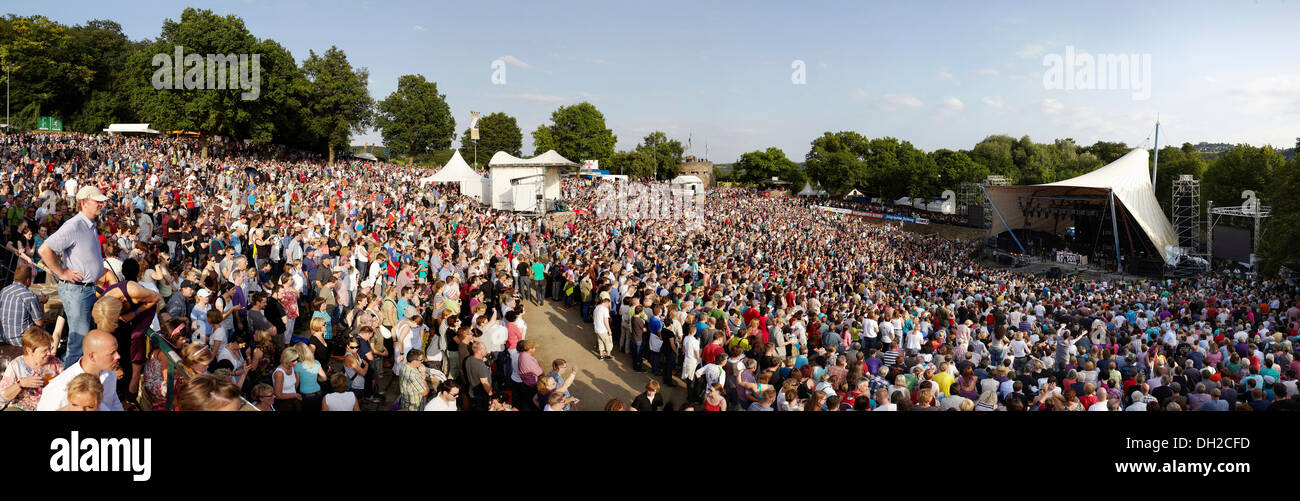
[10,0,1300,162]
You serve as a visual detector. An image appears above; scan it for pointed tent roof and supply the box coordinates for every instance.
[985,148,1178,263]
[797,182,826,196]
[488,150,579,168]
[423,150,483,184]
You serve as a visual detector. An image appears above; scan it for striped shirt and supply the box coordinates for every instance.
[0,283,42,344]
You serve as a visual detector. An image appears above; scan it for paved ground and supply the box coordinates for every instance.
[521,300,687,410]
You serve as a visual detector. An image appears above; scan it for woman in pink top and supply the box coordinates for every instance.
[516,340,544,411]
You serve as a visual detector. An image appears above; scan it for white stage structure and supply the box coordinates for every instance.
[488,150,577,212]
[985,149,1178,271]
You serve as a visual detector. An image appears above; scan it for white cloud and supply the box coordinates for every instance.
[1229,75,1300,117]
[976,68,1000,77]
[879,93,923,111]
[1017,41,1050,59]
[935,97,965,118]
[723,128,760,135]
[587,58,614,65]
[412,25,425,32]
[1041,98,1064,115]
[850,88,870,103]
[727,87,743,95]
[513,93,567,104]
[366,77,374,87]
[938,70,961,86]
[981,96,1005,109]
[499,55,532,69]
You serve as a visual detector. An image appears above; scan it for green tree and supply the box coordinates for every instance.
[968,135,1016,180]
[930,149,988,192]
[805,131,870,194]
[534,102,616,164]
[376,74,455,164]
[127,9,263,149]
[1151,146,1207,212]
[1202,144,1284,213]
[301,46,374,164]
[459,112,521,166]
[1259,155,1300,275]
[530,124,554,155]
[1083,140,1130,164]
[635,131,685,179]
[0,15,96,130]
[735,147,801,186]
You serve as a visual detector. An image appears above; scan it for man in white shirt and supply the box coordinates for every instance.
[37,330,123,411]
[593,295,613,360]
[1087,388,1110,411]
[424,380,459,411]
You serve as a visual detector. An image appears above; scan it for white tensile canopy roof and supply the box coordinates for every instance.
[985,148,1178,264]
[672,175,703,185]
[488,150,579,167]
[797,181,827,196]
[421,150,482,184]
[845,189,864,197]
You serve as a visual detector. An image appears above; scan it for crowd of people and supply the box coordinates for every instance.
[0,131,1297,412]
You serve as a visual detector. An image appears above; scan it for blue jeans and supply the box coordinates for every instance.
[631,340,644,370]
[59,282,97,368]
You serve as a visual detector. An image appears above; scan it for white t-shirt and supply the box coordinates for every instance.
[425,396,458,411]
[324,392,356,411]
[862,318,879,339]
[593,304,610,334]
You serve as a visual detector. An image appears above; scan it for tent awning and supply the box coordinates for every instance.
[985,148,1177,264]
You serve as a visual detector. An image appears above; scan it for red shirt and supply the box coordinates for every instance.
[701,343,725,367]
[506,323,522,350]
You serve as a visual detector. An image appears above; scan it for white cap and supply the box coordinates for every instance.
[196,289,212,298]
[76,186,109,202]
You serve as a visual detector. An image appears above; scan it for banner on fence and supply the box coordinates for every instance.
[815,205,928,225]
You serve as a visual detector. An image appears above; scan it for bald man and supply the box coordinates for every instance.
[37,330,123,411]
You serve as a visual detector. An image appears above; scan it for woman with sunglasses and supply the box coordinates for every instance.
[272,347,301,411]
[250,383,276,411]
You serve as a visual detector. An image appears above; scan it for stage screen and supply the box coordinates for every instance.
[1212,226,1252,263]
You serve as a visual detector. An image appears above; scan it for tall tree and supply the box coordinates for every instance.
[127,8,263,150]
[805,131,870,195]
[459,111,521,165]
[535,102,616,164]
[0,15,97,130]
[301,46,374,164]
[1259,155,1300,274]
[376,74,455,165]
[1201,144,1284,213]
[736,147,801,185]
[530,124,554,156]
[635,131,685,179]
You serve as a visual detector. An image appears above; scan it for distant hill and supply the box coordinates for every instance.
[1195,142,1295,161]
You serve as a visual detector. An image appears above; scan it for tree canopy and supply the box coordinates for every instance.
[376,74,454,164]
[459,111,521,165]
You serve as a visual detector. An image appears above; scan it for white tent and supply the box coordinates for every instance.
[985,148,1178,264]
[418,150,488,201]
[103,123,161,135]
[796,182,827,197]
[894,197,912,206]
[488,150,576,211]
[845,189,864,198]
[671,175,706,199]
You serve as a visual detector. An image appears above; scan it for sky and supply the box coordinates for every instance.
[9,0,1300,163]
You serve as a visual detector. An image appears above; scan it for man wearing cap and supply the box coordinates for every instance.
[38,185,113,367]
[162,280,198,325]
